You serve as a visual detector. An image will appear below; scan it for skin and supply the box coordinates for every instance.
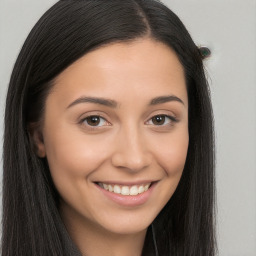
[31,38,189,256]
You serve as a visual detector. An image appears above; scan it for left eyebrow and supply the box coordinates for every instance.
[149,95,185,106]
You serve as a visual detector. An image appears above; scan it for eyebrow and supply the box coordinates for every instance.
[67,96,118,109]
[149,95,185,106]
[67,94,184,109]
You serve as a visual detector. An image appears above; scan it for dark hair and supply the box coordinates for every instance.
[2,0,216,255]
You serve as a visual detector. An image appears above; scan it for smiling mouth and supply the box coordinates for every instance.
[96,182,153,196]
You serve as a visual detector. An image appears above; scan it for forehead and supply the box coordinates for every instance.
[51,38,187,107]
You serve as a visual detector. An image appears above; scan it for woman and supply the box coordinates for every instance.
[2,0,216,255]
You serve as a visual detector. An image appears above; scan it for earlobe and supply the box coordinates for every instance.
[28,123,46,158]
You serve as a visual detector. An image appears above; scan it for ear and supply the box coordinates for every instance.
[28,123,46,158]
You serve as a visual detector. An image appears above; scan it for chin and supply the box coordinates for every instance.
[93,211,156,235]
[103,222,149,236]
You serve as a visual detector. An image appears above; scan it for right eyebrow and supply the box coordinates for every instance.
[66,96,118,109]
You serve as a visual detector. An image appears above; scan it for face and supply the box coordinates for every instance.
[33,39,189,236]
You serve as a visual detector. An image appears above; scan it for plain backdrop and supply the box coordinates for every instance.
[0,0,255,255]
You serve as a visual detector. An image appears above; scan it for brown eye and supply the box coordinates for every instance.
[86,116,100,126]
[83,116,106,127]
[147,114,177,126]
[151,115,167,125]
[80,115,111,130]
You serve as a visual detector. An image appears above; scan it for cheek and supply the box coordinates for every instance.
[153,130,189,177]
[43,126,112,184]
[155,130,189,204]
[43,128,113,217]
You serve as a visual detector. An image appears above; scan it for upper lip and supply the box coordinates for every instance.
[95,180,158,186]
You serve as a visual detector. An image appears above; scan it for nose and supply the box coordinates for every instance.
[111,126,152,172]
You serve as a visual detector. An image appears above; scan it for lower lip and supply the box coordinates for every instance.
[95,182,157,207]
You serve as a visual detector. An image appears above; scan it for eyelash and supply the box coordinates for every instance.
[146,115,178,126]
[79,114,178,130]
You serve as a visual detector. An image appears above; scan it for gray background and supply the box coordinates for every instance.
[0,0,255,255]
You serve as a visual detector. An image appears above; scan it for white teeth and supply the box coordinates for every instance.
[99,182,151,196]
[121,186,130,195]
[114,185,121,194]
[138,185,145,194]
[144,184,150,191]
[130,185,139,195]
[108,185,113,192]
